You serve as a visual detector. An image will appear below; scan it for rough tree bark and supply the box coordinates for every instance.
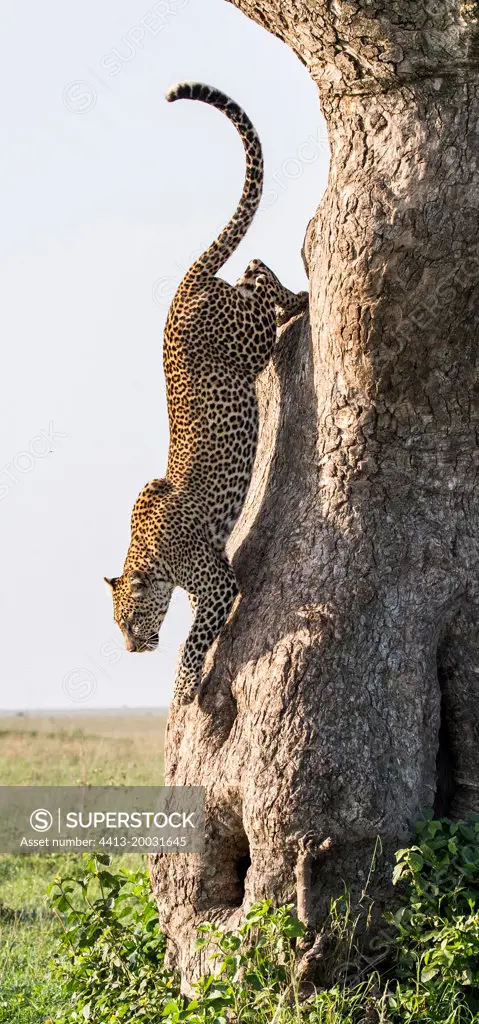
[150,0,479,986]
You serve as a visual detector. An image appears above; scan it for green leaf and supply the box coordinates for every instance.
[408,853,424,872]
[244,971,263,991]
[283,917,306,937]
[162,1001,180,1016]
[98,870,121,889]
[392,863,404,885]
[420,966,438,982]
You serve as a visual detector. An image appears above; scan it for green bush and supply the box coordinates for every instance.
[47,852,177,1022]
[45,817,479,1024]
[385,814,479,1022]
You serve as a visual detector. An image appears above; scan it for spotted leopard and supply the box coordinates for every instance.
[105,82,308,704]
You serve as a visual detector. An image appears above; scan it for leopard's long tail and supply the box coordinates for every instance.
[166,82,263,283]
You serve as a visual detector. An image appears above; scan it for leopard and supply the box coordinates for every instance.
[105,82,308,705]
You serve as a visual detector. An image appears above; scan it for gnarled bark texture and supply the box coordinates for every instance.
[150,0,479,987]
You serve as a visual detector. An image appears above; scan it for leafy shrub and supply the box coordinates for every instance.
[48,852,177,1022]
[386,814,479,1022]
[46,818,479,1024]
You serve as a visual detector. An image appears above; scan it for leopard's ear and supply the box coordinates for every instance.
[104,576,119,591]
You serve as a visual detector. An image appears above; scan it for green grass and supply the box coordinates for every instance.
[0,711,166,785]
[0,915,62,1024]
[0,711,167,1024]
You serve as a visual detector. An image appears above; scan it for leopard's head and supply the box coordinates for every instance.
[104,569,173,653]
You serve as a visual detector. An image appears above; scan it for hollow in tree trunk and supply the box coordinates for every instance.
[150,0,479,987]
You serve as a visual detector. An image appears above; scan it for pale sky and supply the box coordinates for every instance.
[0,0,329,710]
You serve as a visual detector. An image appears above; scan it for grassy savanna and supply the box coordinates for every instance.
[0,711,166,785]
[0,710,166,1024]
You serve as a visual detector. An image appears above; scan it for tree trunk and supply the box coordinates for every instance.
[150,0,479,987]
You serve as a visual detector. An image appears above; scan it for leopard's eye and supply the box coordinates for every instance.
[131,623,142,636]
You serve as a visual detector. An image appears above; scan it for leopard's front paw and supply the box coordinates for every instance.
[173,663,200,705]
[295,290,309,311]
[276,291,309,326]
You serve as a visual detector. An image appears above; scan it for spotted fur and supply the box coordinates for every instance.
[105,82,308,704]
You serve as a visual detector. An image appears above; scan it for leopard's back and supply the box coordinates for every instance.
[164,279,261,547]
